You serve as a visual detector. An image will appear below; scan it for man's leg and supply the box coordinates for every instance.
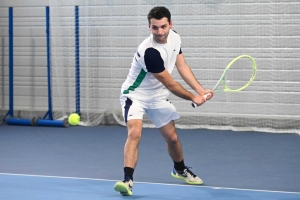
[159,120,203,185]
[159,120,183,162]
[124,119,143,170]
[114,119,143,196]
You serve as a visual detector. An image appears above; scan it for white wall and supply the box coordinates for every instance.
[0,0,49,7]
[0,0,50,112]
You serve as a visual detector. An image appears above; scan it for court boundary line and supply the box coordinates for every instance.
[0,172,299,195]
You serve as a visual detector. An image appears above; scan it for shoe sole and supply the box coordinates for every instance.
[171,172,203,185]
[114,181,132,196]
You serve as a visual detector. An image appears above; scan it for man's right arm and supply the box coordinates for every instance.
[144,47,206,106]
[152,70,206,105]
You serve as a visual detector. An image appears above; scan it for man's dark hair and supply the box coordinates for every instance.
[147,6,171,25]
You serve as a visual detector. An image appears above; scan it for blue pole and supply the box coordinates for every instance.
[43,6,53,120]
[4,7,14,120]
[5,7,35,126]
[7,117,35,126]
[35,6,69,127]
[36,118,69,127]
[75,6,80,115]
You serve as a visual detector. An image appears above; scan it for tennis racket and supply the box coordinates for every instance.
[192,54,257,107]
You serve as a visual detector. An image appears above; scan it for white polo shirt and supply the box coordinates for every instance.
[121,29,182,103]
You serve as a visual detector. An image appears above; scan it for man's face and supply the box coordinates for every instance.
[149,17,172,44]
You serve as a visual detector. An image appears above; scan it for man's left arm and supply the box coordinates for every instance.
[175,53,214,99]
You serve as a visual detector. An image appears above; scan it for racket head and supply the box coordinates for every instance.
[217,55,257,92]
[191,55,256,108]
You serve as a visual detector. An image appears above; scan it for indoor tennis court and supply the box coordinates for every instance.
[0,125,300,199]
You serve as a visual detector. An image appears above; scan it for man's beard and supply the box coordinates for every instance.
[154,34,168,44]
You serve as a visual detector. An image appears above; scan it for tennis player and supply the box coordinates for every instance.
[114,6,214,196]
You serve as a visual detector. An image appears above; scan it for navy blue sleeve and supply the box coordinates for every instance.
[144,48,165,73]
[179,47,182,54]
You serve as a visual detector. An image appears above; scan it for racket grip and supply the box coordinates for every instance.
[191,94,209,108]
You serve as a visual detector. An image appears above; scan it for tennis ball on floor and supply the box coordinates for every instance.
[68,113,80,125]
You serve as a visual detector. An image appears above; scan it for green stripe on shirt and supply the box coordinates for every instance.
[123,68,147,94]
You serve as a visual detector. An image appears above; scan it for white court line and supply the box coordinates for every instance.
[0,172,299,195]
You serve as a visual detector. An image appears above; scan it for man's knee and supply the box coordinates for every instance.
[127,120,143,141]
[166,133,179,144]
[128,127,142,141]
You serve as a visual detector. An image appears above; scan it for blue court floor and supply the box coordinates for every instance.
[0,125,300,199]
[1,173,300,200]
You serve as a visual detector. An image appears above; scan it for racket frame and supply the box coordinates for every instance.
[213,54,257,93]
[192,54,257,107]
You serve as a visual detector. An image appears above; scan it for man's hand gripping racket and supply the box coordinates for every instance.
[192,54,257,107]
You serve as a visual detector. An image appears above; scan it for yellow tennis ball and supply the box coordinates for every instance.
[68,113,80,125]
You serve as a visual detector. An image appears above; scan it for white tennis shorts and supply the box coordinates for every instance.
[120,95,180,128]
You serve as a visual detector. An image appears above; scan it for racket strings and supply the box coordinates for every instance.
[224,58,255,91]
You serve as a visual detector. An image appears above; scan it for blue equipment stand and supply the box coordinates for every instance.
[34,6,69,127]
[4,7,35,126]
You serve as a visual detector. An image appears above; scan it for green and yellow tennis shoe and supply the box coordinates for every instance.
[114,178,133,196]
[171,167,203,185]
